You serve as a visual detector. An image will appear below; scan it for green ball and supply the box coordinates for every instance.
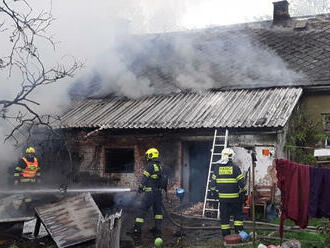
[154,237,163,247]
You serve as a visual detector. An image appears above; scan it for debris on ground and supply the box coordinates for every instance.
[181,202,203,216]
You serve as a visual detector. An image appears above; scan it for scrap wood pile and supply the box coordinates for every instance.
[165,183,204,216]
[181,202,203,216]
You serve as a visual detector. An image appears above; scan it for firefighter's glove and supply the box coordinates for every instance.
[239,189,248,203]
[137,185,144,194]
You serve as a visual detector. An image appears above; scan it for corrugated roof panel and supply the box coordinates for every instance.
[59,87,303,130]
[35,193,103,248]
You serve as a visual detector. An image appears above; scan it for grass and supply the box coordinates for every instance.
[271,217,328,227]
[185,218,329,248]
[5,218,329,248]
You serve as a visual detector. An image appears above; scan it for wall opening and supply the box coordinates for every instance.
[188,142,212,203]
[104,148,135,173]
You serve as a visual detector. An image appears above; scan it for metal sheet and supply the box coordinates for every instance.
[59,87,302,130]
[35,193,103,248]
[0,194,34,223]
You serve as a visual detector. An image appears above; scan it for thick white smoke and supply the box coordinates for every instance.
[73,29,304,99]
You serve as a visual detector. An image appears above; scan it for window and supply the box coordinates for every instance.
[326,137,330,148]
[104,148,134,173]
[323,114,330,131]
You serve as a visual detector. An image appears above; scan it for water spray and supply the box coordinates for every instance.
[0,185,137,195]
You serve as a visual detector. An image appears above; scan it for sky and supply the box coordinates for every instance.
[0,0,329,163]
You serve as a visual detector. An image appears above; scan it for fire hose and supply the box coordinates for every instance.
[160,201,222,230]
[2,185,311,232]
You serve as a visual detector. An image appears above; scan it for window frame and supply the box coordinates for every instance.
[103,147,135,174]
[322,113,330,131]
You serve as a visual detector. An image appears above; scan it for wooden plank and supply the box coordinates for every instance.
[96,210,122,248]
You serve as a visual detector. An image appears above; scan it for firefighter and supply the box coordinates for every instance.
[210,147,246,237]
[131,148,167,247]
[11,147,40,209]
[13,147,40,186]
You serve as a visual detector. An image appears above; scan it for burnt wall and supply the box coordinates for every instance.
[70,131,182,189]
[62,128,281,199]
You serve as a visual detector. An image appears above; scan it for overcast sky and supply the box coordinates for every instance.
[28,0,329,68]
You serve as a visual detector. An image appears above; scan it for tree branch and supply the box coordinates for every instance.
[0,0,82,142]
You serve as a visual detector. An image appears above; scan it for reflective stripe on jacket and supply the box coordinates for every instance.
[141,159,162,191]
[210,160,245,203]
[21,157,39,178]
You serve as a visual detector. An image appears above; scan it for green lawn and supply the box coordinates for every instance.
[187,218,329,248]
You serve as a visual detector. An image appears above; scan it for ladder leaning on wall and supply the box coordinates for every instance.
[202,129,229,219]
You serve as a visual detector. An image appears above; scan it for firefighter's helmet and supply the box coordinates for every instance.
[26,147,36,154]
[221,148,235,160]
[145,148,159,160]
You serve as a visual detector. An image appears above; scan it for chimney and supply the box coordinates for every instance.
[273,1,290,24]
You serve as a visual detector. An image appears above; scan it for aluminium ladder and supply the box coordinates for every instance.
[202,129,229,219]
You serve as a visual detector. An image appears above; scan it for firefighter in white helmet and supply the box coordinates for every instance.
[209,148,246,237]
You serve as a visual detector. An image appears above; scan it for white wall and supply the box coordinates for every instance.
[233,146,276,186]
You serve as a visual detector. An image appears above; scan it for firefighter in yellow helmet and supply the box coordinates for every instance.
[131,148,167,247]
[209,148,246,237]
[13,147,41,186]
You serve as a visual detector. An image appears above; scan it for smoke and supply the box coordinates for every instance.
[72,29,304,99]
[0,123,18,188]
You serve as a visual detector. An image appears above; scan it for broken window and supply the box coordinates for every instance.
[104,148,134,173]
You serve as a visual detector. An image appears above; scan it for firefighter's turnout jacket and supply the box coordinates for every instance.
[14,156,40,184]
[141,159,164,192]
[210,160,245,202]
[210,159,246,236]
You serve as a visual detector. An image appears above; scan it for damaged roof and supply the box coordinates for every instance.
[60,87,302,130]
[71,14,330,100]
[131,15,330,89]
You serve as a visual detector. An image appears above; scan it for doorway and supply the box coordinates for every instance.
[188,142,212,203]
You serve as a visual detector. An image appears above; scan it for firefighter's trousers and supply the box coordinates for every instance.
[134,190,163,239]
[220,202,244,237]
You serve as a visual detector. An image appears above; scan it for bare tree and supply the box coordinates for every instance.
[0,0,81,142]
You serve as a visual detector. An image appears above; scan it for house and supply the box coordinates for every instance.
[56,1,330,203]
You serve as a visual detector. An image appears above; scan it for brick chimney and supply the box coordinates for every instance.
[273,1,290,24]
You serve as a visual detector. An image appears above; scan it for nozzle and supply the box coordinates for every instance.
[59,184,68,193]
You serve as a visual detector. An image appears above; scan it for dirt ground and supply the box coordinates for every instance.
[0,211,225,248]
[0,197,226,248]
[119,198,226,248]
[0,191,238,248]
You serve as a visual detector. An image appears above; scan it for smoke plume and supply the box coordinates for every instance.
[71,29,304,99]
